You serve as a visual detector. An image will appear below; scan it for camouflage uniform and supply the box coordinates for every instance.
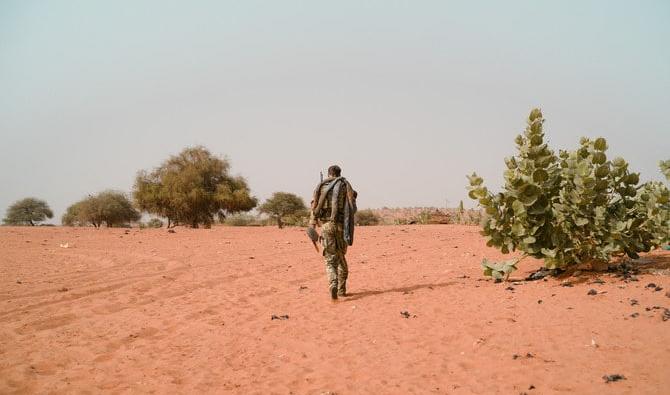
[311,178,349,296]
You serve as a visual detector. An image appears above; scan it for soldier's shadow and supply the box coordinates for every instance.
[343,281,458,302]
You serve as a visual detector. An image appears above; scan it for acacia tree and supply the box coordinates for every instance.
[62,191,140,227]
[467,109,670,280]
[259,192,307,228]
[3,198,53,226]
[133,146,257,228]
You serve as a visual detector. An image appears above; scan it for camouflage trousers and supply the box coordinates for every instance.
[321,221,348,295]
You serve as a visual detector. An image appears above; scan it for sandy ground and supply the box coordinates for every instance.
[1,225,669,395]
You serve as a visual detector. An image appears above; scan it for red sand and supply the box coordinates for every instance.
[1,225,669,394]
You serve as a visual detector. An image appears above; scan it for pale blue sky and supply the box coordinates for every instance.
[1,1,669,223]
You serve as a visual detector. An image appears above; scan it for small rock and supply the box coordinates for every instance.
[646,283,657,289]
[505,286,515,291]
[603,374,626,383]
[528,384,535,390]
[629,299,638,306]
[16,279,22,284]
[630,312,639,318]
[271,314,289,320]
[167,229,176,233]
[665,290,670,298]
[587,289,598,296]
[537,300,543,304]
[400,311,415,318]
[663,309,670,322]
[654,286,663,292]
[58,287,69,292]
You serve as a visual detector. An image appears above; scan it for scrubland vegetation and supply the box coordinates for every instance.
[468,109,670,279]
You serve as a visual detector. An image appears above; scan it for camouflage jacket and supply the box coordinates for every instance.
[310,176,357,246]
[310,177,347,225]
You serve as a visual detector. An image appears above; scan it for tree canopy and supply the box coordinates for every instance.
[62,191,140,227]
[133,146,257,228]
[661,160,670,181]
[3,198,53,226]
[259,192,307,228]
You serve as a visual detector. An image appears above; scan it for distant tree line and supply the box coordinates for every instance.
[3,146,301,229]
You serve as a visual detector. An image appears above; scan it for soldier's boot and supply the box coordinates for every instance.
[337,282,347,297]
[330,286,338,300]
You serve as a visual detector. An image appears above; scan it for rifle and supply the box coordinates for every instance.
[305,170,324,253]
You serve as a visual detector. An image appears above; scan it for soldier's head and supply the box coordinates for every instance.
[328,165,342,177]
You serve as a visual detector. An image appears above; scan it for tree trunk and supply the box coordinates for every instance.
[29,220,35,226]
[277,217,283,229]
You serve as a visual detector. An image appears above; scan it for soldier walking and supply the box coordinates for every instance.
[309,165,357,300]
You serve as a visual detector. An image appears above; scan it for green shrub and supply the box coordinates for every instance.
[417,210,433,224]
[467,108,670,278]
[355,209,381,226]
[224,213,261,226]
[63,191,140,228]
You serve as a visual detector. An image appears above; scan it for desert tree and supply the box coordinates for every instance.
[62,191,140,227]
[3,197,53,226]
[133,146,257,228]
[259,192,307,228]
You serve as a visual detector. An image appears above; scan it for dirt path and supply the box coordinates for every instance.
[1,225,668,394]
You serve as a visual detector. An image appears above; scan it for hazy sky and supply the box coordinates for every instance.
[1,1,669,223]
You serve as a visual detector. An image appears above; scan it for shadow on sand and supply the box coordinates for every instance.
[343,281,458,302]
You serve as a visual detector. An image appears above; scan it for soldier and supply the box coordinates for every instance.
[309,165,357,300]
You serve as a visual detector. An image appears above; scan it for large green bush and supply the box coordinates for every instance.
[62,191,140,227]
[467,109,669,278]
